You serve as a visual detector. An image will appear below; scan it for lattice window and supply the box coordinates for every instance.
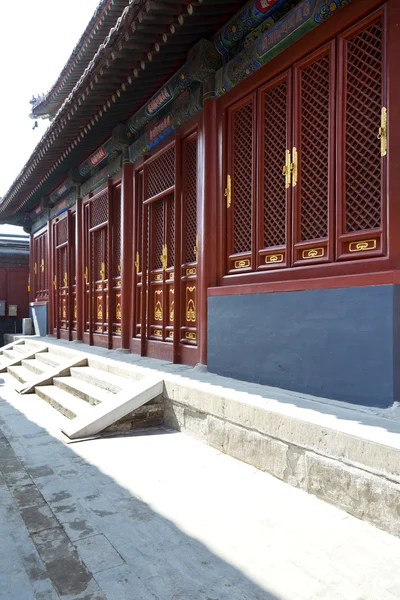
[152,200,164,270]
[113,187,122,278]
[91,191,109,228]
[146,146,175,199]
[263,81,287,248]
[183,134,198,263]
[232,100,253,254]
[57,218,68,246]
[344,19,382,233]
[299,54,330,241]
[167,193,175,268]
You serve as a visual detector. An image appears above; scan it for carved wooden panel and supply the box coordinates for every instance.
[83,203,91,333]
[181,131,198,345]
[148,192,174,342]
[70,212,77,330]
[53,216,69,333]
[33,230,48,301]
[337,10,386,259]
[112,185,122,336]
[134,170,143,339]
[293,42,335,265]
[84,188,110,338]
[226,94,255,272]
[257,72,290,269]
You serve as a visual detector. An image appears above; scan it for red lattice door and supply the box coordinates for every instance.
[83,189,109,343]
[52,215,70,337]
[133,170,144,340]
[143,144,176,353]
[180,131,198,348]
[70,212,77,332]
[292,42,336,265]
[257,71,291,269]
[226,93,256,273]
[146,193,175,343]
[32,229,48,302]
[111,185,122,338]
[337,8,387,259]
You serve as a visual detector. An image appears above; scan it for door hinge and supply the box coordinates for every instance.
[291,147,298,188]
[84,266,88,283]
[282,149,291,189]
[377,107,387,157]
[160,245,168,271]
[134,251,140,274]
[63,272,68,287]
[34,263,37,275]
[53,275,57,290]
[224,174,232,208]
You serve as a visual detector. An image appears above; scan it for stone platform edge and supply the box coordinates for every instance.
[3,336,400,537]
[161,378,400,538]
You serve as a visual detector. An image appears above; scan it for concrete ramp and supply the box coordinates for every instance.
[60,376,163,439]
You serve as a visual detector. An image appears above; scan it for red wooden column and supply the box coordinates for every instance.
[75,195,84,340]
[198,96,218,366]
[29,234,34,304]
[387,0,400,269]
[121,155,134,350]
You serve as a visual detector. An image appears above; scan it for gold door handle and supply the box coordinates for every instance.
[34,263,37,275]
[160,245,168,271]
[377,107,387,157]
[100,262,106,282]
[53,275,57,290]
[134,251,140,274]
[224,174,231,208]
[282,149,291,189]
[63,272,68,287]
[40,259,45,272]
[84,266,88,283]
[291,147,298,188]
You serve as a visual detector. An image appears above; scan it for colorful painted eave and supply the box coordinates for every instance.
[30,0,129,119]
[0,0,245,224]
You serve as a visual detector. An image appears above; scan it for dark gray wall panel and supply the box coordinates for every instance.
[208,285,396,408]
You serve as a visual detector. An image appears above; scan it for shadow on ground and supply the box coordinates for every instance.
[0,387,281,600]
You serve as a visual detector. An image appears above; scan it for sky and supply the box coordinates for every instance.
[0,0,100,234]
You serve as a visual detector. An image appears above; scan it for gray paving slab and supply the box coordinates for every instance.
[0,375,400,599]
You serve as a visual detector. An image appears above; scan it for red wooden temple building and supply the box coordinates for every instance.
[0,0,397,407]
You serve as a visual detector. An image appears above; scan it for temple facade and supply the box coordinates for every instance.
[0,0,397,407]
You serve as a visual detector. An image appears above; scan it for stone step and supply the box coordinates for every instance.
[53,376,108,406]
[2,349,20,360]
[70,366,133,393]
[35,351,64,368]
[7,365,31,384]
[48,345,79,359]
[35,385,93,420]
[21,358,51,375]
[88,357,143,382]
[12,344,31,355]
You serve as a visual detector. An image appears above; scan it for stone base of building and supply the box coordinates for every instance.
[163,375,400,538]
[208,284,399,408]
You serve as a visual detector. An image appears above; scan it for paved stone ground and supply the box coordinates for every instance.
[1,374,400,600]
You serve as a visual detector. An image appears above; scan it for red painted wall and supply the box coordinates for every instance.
[0,267,29,319]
